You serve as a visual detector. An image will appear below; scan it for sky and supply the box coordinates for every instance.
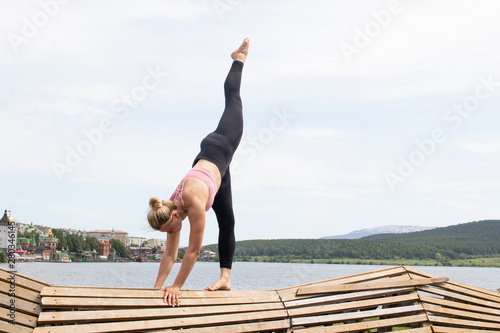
[1,0,499,247]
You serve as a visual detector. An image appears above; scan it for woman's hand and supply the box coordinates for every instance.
[160,285,180,307]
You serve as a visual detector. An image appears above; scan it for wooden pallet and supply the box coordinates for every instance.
[1,266,499,332]
[0,266,52,333]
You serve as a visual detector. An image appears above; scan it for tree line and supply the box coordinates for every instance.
[203,220,500,262]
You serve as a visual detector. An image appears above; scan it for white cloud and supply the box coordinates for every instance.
[44,83,124,105]
[2,0,500,241]
[459,142,500,154]
[284,127,351,140]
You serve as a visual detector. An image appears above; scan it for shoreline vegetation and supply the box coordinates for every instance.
[230,256,500,268]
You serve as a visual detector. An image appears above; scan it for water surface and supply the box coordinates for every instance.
[3,262,499,292]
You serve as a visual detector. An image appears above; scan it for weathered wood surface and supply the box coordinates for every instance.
[293,315,432,332]
[406,266,500,299]
[37,302,285,324]
[419,294,500,316]
[0,266,52,333]
[296,276,448,295]
[278,265,407,301]
[432,326,499,333]
[3,265,500,332]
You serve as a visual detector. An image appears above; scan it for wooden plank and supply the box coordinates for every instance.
[0,293,41,316]
[297,277,448,295]
[41,287,276,299]
[423,303,500,324]
[155,318,291,332]
[288,293,419,318]
[0,268,51,292]
[0,320,34,333]
[292,304,424,326]
[432,326,497,333]
[283,287,415,307]
[40,287,163,298]
[434,281,500,304]
[41,293,281,308]
[417,285,500,310]
[420,295,500,316]
[293,314,429,332]
[396,328,433,333]
[0,306,37,328]
[46,285,272,294]
[33,309,289,333]
[295,327,432,333]
[0,281,41,303]
[279,266,407,293]
[428,314,500,330]
[406,267,500,299]
[46,284,269,292]
[377,328,433,333]
[37,302,285,324]
[279,267,409,301]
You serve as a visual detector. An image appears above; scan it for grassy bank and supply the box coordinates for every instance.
[234,256,500,268]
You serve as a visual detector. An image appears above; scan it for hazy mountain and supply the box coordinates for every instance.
[321,225,435,239]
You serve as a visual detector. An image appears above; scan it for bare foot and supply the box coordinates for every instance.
[205,278,231,291]
[231,37,250,63]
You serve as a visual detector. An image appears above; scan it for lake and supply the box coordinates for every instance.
[3,261,499,292]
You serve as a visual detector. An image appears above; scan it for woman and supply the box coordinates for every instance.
[147,38,249,307]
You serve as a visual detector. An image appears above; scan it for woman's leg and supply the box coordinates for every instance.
[213,60,244,154]
[191,61,244,177]
[206,169,235,291]
[204,39,249,291]
[204,63,241,290]
[212,169,235,269]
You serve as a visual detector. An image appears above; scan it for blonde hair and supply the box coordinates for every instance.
[147,197,177,230]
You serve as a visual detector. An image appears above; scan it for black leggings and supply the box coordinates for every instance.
[192,60,244,269]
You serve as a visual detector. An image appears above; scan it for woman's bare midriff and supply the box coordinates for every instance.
[193,159,222,188]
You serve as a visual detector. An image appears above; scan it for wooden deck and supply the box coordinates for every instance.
[1,265,499,332]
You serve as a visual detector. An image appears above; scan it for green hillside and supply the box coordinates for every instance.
[203,220,500,266]
[363,220,500,257]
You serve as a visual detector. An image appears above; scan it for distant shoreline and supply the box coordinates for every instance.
[4,256,499,268]
[230,257,500,268]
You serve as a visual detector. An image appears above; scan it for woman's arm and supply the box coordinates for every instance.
[161,207,205,306]
[173,208,205,287]
[153,230,180,289]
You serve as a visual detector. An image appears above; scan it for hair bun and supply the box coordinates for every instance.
[149,196,163,210]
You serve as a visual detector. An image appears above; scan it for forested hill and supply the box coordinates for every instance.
[204,220,500,262]
[362,219,500,257]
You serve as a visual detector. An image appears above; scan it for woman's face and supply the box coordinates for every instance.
[160,213,183,234]
[167,218,182,234]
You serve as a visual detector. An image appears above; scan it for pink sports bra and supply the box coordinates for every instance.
[170,167,218,212]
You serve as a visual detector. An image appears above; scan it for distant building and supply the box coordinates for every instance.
[59,228,83,236]
[0,210,16,253]
[148,238,166,250]
[29,245,52,261]
[17,235,37,249]
[99,238,112,257]
[39,230,58,252]
[36,226,52,236]
[88,229,127,245]
[38,230,59,259]
[16,222,30,234]
[74,249,97,262]
[199,249,216,260]
[127,236,147,247]
[129,245,152,258]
